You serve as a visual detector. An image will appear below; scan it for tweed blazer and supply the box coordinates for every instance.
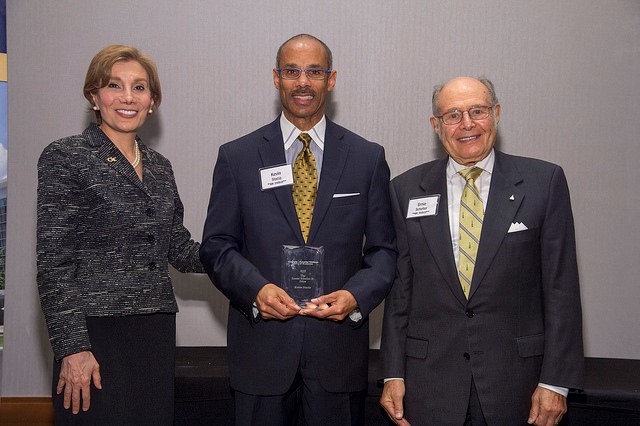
[37,123,203,361]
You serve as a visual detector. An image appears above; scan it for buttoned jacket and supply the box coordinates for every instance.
[200,118,397,395]
[37,123,202,361]
[380,151,584,425]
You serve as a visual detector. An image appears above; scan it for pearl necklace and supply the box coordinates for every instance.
[131,141,141,168]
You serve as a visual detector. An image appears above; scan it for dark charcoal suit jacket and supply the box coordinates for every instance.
[380,150,584,426]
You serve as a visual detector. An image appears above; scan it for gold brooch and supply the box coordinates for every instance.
[107,157,117,163]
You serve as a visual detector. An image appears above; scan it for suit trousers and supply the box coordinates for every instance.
[234,320,366,426]
[52,313,176,426]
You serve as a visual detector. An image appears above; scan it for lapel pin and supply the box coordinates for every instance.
[107,156,117,163]
[509,195,515,201]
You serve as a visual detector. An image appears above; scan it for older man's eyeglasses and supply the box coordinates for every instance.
[437,106,493,125]
[277,67,332,80]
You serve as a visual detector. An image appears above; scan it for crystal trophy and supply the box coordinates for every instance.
[282,245,324,306]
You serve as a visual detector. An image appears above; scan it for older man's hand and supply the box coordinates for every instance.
[528,386,567,426]
[380,379,411,426]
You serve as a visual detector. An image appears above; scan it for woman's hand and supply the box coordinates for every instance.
[57,351,102,414]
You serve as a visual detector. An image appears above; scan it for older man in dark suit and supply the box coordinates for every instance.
[200,34,396,426]
[379,76,583,426]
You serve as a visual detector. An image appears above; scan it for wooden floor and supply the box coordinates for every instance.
[0,397,53,426]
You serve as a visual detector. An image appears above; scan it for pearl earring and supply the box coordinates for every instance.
[92,105,99,111]
[148,108,153,114]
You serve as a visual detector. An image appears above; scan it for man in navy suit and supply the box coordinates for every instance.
[200,34,396,426]
[379,77,583,426]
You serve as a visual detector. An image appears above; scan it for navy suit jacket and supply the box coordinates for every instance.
[380,151,583,426]
[200,118,396,395]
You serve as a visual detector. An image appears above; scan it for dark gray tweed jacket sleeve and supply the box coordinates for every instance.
[37,124,203,361]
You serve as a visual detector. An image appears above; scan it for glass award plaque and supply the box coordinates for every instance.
[282,245,324,305]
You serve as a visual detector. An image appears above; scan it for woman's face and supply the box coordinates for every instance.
[91,60,154,141]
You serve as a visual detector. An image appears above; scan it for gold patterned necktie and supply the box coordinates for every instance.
[292,133,317,243]
[458,167,484,299]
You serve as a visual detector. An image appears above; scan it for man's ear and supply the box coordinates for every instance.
[327,70,337,92]
[429,116,439,133]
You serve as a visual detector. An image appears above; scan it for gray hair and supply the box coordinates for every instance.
[431,76,499,115]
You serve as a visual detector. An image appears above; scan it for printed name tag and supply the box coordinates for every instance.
[260,164,294,190]
[406,195,440,218]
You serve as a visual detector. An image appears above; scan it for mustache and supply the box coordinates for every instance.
[291,88,315,97]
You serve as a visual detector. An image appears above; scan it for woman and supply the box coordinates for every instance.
[36,45,203,424]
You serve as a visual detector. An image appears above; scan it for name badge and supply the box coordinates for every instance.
[260,164,294,190]
[406,195,440,218]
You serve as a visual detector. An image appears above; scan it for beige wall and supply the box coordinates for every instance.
[3,0,640,396]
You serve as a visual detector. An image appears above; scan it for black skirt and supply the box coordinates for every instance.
[52,313,176,425]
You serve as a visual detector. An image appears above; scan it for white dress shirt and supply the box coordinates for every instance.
[280,113,325,182]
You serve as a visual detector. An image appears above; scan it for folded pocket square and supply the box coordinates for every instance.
[333,192,360,198]
[508,222,528,233]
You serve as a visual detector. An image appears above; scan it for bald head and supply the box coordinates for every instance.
[429,76,501,166]
[432,76,498,116]
[276,34,333,70]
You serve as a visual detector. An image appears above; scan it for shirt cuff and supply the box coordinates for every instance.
[384,378,404,383]
[538,382,569,397]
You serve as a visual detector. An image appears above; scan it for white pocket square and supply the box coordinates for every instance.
[333,192,360,198]
[508,222,528,233]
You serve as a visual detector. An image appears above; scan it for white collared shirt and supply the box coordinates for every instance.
[280,113,325,182]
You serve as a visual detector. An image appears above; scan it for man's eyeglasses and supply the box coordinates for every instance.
[277,68,332,80]
[436,106,493,125]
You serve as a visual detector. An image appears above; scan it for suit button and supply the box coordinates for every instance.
[147,234,155,243]
[146,208,155,217]
[148,262,157,271]
[466,310,474,318]
[463,352,470,360]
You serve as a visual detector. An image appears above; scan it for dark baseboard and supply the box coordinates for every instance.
[4,351,638,426]
[175,347,640,426]
[0,397,54,426]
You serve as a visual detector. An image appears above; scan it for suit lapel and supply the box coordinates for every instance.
[418,159,467,305]
[258,120,304,242]
[94,137,152,198]
[469,151,524,298]
[307,120,348,244]
[139,144,160,196]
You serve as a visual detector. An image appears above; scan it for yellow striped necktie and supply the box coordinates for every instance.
[292,133,317,243]
[458,167,484,298]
